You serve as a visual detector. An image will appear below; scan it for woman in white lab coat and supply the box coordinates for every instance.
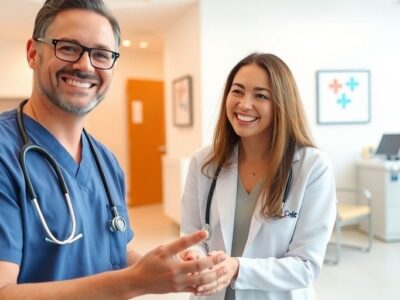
[180,53,337,300]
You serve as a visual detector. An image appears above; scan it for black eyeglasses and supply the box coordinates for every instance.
[34,37,120,70]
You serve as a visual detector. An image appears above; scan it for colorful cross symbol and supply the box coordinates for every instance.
[329,79,342,94]
[337,93,351,108]
[346,77,359,91]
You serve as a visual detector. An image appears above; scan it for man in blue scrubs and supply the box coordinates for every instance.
[0,0,226,298]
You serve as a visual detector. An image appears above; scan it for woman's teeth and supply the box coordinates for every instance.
[237,113,257,122]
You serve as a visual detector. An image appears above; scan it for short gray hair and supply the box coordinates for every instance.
[32,0,121,47]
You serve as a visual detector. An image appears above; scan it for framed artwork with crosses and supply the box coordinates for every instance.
[316,70,371,125]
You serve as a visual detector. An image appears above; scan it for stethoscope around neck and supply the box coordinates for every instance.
[17,99,127,245]
[202,165,292,240]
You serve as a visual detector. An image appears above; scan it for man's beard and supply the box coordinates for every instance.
[39,69,106,116]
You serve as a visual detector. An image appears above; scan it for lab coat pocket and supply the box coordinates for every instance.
[262,214,299,255]
[108,205,129,268]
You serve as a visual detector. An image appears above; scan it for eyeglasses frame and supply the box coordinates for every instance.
[33,37,120,70]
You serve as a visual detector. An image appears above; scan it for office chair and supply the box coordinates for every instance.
[326,187,372,265]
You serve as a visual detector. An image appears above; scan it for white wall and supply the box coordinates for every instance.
[0,38,164,198]
[0,39,32,99]
[199,0,400,188]
[162,2,200,219]
[164,2,201,158]
[3,0,400,201]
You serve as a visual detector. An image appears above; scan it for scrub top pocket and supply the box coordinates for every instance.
[107,205,130,268]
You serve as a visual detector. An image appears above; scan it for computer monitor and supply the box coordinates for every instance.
[375,134,400,160]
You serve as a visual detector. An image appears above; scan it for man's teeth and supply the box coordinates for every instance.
[66,78,91,88]
[237,114,257,122]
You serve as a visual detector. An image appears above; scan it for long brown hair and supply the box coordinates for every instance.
[202,53,315,218]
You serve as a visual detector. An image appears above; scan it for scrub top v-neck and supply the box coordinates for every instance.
[0,109,133,283]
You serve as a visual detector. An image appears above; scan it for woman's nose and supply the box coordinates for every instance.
[239,94,253,109]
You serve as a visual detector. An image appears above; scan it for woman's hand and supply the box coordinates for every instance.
[194,251,239,296]
[126,231,227,296]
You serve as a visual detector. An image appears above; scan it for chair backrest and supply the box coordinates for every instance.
[336,187,372,206]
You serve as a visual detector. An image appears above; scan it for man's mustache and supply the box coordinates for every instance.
[57,69,99,81]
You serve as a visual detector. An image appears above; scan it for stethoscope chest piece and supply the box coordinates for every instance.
[202,223,212,241]
[109,215,127,232]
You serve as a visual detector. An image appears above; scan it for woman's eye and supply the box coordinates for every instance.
[231,89,243,95]
[256,93,269,100]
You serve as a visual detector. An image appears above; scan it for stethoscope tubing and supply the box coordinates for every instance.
[85,128,117,209]
[16,100,126,245]
[19,143,69,200]
[203,165,292,240]
[33,193,82,244]
[20,143,82,244]
[205,166,221,225]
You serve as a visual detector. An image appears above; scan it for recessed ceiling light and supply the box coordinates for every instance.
[122,39,132,47]
[139,41,149,49]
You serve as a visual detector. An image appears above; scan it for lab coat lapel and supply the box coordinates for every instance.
[215,147,238,255]
[244,148,301,253]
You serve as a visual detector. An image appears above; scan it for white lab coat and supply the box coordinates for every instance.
[181,145,336,300]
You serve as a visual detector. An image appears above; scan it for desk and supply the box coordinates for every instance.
[357,159,400,242]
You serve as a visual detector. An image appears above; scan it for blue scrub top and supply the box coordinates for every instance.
[0,107,134,283]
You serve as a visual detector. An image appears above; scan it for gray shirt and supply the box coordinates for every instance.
[225,178,263,300]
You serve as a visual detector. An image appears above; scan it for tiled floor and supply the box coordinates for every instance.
[128,204,400,300]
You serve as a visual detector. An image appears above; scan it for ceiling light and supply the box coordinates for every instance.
[122,39,132,47]
[139,41,149,49]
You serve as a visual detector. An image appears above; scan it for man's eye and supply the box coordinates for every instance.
[59,45,79,54]
[92,51,111,61]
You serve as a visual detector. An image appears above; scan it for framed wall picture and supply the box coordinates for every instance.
[172,75,193,127]
[316,70,371,124]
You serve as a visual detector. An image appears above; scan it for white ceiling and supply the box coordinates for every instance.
[3,0,396,53]
[0,0,197,53]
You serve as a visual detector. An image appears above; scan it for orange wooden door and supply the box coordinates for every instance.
[127,79,165,206]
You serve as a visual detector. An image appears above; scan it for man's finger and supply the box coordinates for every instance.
[160,231,208,258]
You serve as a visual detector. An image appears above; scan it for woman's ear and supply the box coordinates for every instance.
[26,39,38,69]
